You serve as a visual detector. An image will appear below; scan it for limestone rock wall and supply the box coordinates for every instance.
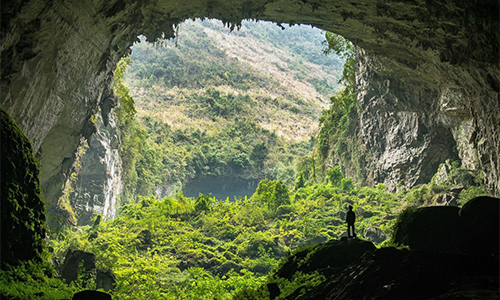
[1,0,498,218]
[334,45,499,193]
[69,112,122,225]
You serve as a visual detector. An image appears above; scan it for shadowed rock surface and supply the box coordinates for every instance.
[273,238,376,280]
[0,108,46,268]
[289,248,499,300]
[266,197,499,300]
[393,196,500,255]
[72,290,111,300]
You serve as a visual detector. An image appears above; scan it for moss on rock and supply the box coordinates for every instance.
[1,108,47,268]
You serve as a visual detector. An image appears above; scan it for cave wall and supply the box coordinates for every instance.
[1,109,46,267]
[69,112,122,226]
[349,49,460,191]
[1,0,498,215]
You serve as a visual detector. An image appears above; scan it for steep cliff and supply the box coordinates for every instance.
[68,112,122,225]
[324,45,498,193]
[1,0,498,219]
[331,49,460,191]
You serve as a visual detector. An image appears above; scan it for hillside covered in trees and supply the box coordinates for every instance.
[119,19,344,201]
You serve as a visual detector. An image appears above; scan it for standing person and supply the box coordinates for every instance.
[346,205,356,238]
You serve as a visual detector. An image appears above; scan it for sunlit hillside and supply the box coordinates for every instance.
[126,19,343,142]
[118,19,345,200]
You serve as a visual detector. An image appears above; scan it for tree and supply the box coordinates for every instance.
[254,179,290,211]
[323,32,355,89]
[195,193,213,213]
[326,166,344,187]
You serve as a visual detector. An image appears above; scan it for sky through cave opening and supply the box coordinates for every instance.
[119,18,346,200]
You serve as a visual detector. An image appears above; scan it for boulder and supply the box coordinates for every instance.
[393,196,500,255]
[96,269,116,292]
[60,249,96,284]
[273,238,376,280]
[72,290,111,300]
[459,196,500,255]
[296,247,499,300]
[393,206,462,253]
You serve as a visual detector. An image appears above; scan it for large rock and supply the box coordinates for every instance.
[60,249,117,291]
[1,0,498,224]
[293,247,499,300]
[96,269,117,292]
[459,196,500,255]
[273,238,376,280]
[60,249,96,284]
[392,206,462,253]
[72,290,111,300]
[393,196,500,255]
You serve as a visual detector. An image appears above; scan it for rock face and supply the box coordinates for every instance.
[1,0,498,220]
[348,50,460,191]
[0,109,46,267]
[69,112,122,225]
[292,247,499,300]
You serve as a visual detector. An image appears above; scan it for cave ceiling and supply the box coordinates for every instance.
[1,0,499,204]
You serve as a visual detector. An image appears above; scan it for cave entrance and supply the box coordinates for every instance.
[110,18,346,202]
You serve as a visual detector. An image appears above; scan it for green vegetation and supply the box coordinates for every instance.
[46,175,402,299]
[1,167,486,299]
[0,261,79,300]
[0,109,48,267]
[316,33,361,181]
[115,19,344,203]
[401,160,488,208]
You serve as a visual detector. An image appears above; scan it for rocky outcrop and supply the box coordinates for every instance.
[393,196,500,255]
[272,238,377,280]
[1,0,498,221]
[0,109,46,268]
[69,112,122,225]
[60,249,116,290]
[60,249,96,284]
[291,247,499,300]
[262,196,500,300]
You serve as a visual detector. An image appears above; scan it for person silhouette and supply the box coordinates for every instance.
[346,205,356,238]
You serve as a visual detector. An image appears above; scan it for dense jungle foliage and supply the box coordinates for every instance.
[117,19,344,203]
[1,159,486,299]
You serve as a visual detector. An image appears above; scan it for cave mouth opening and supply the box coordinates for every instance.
[110,18,347,202]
